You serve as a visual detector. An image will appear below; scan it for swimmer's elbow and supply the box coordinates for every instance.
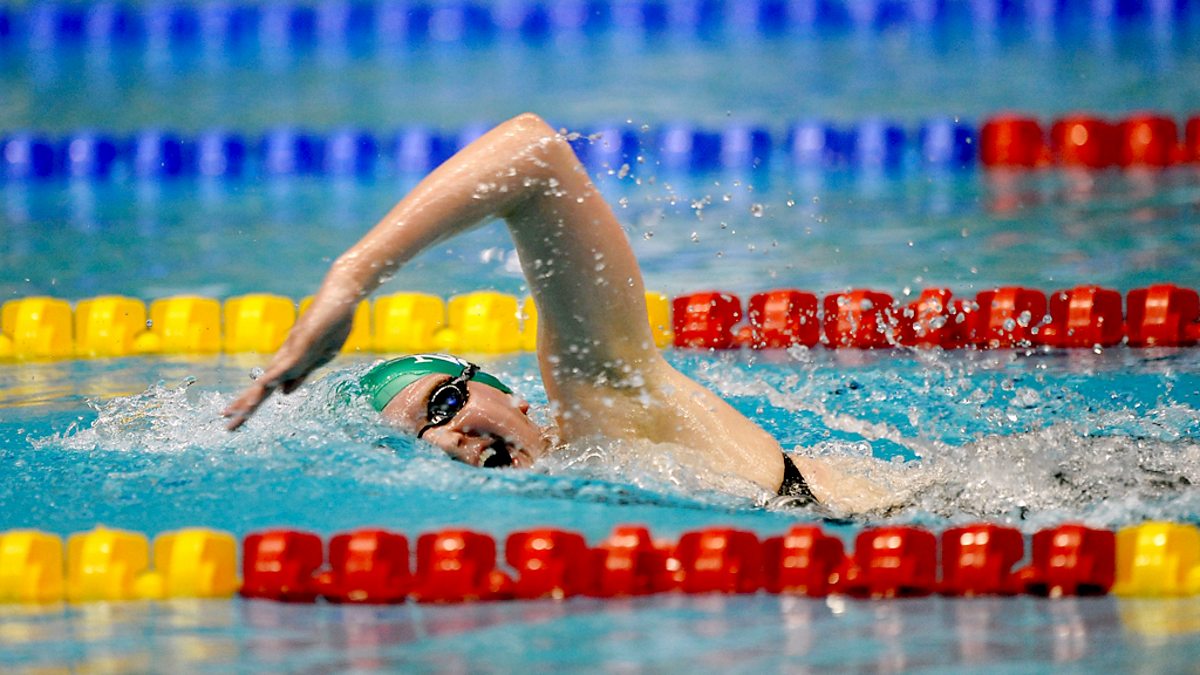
[507,112,556,137]
[505,113,574,157]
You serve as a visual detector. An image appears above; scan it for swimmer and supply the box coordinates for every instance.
[223,113,892,513]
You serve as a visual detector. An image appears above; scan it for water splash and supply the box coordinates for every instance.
[690,349,1200,530]
[24,350,1200,532]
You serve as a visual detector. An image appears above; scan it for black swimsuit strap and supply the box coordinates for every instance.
[778,454,818,505]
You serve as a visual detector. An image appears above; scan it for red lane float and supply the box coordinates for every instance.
[939,524,1024,596]
[663,284,1200,351]
[674,528,763,594]
[223,522,1132,605]
[822,289,896,349]
[1051,115,1116,169]
[672,292,742,349]
[241,530,324,602]
[747,290,820,349]
[761,525,847,596]
[507,528,592,600]
[1017,525,1115,597]
[1126,284,1200,347]
[1039,286,1124,348]
[980,115,1047,168]
[972,287,1047,348]
[837,527,938,598]
[981,112,1198,170]
[410,529,512,603]
[1116,114,1180,168]
[589,525,674,597]
[896,288,974,348]
[321,529,410,604]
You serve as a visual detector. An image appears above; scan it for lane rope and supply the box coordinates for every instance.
[2,113,1197,181]
[2,284,1198,360]
[2,521,1196,604]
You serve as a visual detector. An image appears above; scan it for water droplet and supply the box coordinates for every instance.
[750,204,765,218]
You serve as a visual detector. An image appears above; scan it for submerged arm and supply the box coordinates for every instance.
[224,113,660,428]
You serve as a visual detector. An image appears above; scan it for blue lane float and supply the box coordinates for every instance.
[787,120,846,170]
[918,117,977,169]
[3,112,1198,182]
[131,130,190,179]
[0,120,976,182]
[325,127,379,177]
[195,130,248,179]
[0,133,57,180]
[393,127,452,174]
[3,0,1195,53]
[261,127,324,176]
[843,119,907,172]
[570,125,642,172]
[61,133,120,180]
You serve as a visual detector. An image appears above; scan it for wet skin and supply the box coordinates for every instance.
[381,374,550,469]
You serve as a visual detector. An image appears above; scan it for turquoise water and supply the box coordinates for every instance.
[4,349,1200,538]
[4,8,1200,672]
[3,169,1199,301]
[3,348,1200,669]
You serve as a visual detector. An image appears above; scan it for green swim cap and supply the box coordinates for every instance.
[359,354,513,412]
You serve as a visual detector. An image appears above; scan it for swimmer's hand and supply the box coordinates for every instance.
[223,300,354,430]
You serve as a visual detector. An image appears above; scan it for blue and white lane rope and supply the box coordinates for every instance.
[0,118,980,181]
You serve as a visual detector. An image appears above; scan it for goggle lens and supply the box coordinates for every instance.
[417,362,478,438]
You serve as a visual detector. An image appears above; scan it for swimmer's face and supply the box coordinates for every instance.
[380,374,548,469]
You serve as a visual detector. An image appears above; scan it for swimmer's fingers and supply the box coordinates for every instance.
[223,312,350,428]
[222,381,276,431]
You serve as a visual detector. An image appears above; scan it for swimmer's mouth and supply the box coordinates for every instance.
[479,437,514,468]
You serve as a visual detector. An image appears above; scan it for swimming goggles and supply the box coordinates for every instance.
[417,362,478,438]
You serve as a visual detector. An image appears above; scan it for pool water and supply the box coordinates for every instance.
[3,3,1200,671]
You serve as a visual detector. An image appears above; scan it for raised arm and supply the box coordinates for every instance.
[224,113,660,429]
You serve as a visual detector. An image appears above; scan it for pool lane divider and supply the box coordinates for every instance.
[2,522,1200,604]
[2,284,1199,361]
[3,0,1194,55]
[2,113,1199,181]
